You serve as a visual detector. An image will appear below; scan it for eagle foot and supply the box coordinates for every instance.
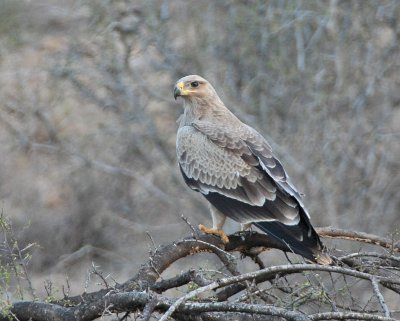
[198,224,229,244]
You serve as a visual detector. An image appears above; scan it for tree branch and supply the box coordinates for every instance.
[316,227,400,252]
[309,312,398,321]
[2,228,400,321]
[371,276,391,318]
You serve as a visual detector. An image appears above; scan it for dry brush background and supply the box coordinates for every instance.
[0,0,399,318]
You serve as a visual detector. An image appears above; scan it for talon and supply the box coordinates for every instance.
[199,224,229,244]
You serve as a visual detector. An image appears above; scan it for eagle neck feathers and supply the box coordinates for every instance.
[180,95,240,130]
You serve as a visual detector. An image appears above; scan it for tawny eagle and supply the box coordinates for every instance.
[173,75,330,264]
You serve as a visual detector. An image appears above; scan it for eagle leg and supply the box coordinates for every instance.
[198,224,229,244]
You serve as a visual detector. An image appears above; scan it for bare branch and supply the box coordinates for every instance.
[137,294,158,321]
[371,277,391,318]
[3,228,400,321]
[1,301,75,321]
[177,302,309,321]
[309,312,398,321]
[316,227,400,252]
[152,269,211,293]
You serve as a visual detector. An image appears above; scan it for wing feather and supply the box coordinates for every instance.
[176,124,301,225]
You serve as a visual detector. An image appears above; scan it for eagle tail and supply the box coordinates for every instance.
[254,220,331,265]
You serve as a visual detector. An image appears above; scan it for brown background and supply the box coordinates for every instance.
[0,0,399,297]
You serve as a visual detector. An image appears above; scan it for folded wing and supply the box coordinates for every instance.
[177,121,326,262]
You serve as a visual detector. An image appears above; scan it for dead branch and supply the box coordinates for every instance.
[316,227,400,252]
[2,228,400,321]
[308,312,398,321]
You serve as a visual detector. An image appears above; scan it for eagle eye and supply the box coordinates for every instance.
[190,81,199,88]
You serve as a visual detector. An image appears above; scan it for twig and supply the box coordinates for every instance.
[62,277,71,299]
[177,302,309,321]
[316,227,400,252]
[117,312,129,321]
[181,215,199,239]
[138,294,158,321]
[91,263,110,289]
[184,238,238,275]
[371,276,391,318]
[145,231,157,253]
[339,252,400,264]
[308,311,398,321]
[158,280,219,321]
[152,269,211,293]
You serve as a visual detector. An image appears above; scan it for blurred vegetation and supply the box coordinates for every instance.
[0,0,27,46]
[0,213,36,310]
[0,0,399,298]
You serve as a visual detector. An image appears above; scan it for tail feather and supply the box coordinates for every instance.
[254,219,331,265]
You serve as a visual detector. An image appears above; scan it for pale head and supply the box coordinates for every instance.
[173,75,218,102]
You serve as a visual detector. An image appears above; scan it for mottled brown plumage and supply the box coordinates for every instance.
[174,75,331,264]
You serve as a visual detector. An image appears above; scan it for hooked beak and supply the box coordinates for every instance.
[173,81,185,100]
[173,86,181,100]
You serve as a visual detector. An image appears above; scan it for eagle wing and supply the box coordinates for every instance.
[176,121,304,227]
